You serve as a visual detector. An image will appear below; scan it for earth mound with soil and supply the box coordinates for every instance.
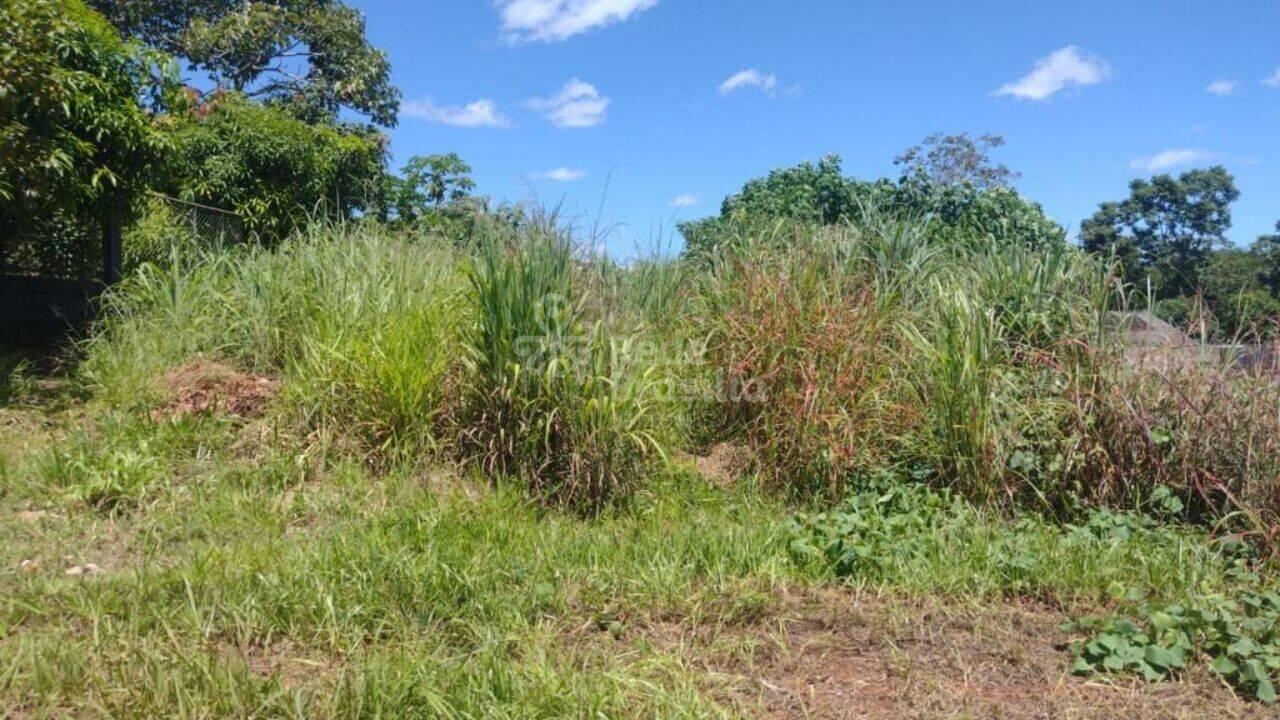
[154,360,279,420]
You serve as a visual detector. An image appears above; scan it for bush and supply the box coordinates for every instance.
[678,155,1064,259]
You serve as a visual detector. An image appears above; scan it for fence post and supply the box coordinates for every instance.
[103,215,122,285]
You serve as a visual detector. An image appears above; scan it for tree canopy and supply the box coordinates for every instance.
[163,93,386,242]
[384,153,476,224]
[1,0,171,276]
[89,0,400,126]
[679,153,1062,258]
[894,132,1019,190]
[1080,166,1239,297]
[1255,222,1280,298]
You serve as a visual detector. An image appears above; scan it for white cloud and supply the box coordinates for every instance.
[671,193,697,208]
[527,79,609,128]
[1206,79,1238,96]
[530,167,587,181]
[994,46,1110,101]
[1264,67,1280,87]
[1129,149,1217,173]
[402,99,509,127]
[496,0,658,42]
[718,69,778,96]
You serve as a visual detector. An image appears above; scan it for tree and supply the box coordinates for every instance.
[381,154,476,226]
[1196,249,1279,339]
[164,94,386,242]
[679,155,1062,258]
[894,132,1019,190]
[1080,167,1239,297]
[1256,222,1280,296]
[0,0,171,277]
[89,0,400,126]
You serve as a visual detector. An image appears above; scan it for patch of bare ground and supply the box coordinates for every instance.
[213,639,342,691]
[154,360,279,421]
[696,443,752,487]
[644,588,1271,719]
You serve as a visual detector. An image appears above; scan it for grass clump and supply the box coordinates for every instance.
[697,230,910,497]
[461,226,672,509]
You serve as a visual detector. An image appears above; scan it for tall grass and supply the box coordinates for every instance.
[460,225,672,509]
[81,222,465,457]
[76,205,1280,531]
[696,228,911,497]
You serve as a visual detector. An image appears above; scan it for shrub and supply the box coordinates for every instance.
[1062,348,1280,530]
[163,94,386,244]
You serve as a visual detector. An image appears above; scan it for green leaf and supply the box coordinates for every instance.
[1144,645,1185,671]
[1256,676,1277,704]
[1211,655,1240,678]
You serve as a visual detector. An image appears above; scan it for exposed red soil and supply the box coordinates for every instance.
[154,360,279,420]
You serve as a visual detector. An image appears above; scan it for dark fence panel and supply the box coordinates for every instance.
[0,275,102,337]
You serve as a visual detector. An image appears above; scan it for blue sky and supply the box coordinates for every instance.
[354,0,1280,256]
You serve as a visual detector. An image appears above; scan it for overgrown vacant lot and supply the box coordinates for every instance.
[3,220,1280,718]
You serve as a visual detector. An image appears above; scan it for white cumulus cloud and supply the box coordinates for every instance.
[1206,79,1238,96]
[995,46,1110,101]
[402,99,509,127]
[718,69,778,96]
[530,167,587,181]
[496,0,658,42]
[527,79,610,128]
[671,193,697,208]
[1264,67,1280,88]
[1129,149,1217,173]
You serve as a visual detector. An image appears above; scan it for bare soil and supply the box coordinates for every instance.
[651,589,1271,719]
[155,360,279,420]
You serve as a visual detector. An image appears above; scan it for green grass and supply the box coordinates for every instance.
[5,215,1280,715]
[2,390,1271,716]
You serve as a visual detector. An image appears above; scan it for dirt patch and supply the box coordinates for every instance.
[155,361,279,421]
[214,639,341,690]
[646,589,1270,719]
[689,443,752,487]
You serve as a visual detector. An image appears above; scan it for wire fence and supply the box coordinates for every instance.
[148,193,246,247]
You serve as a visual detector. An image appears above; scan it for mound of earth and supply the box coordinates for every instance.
[154,360,279,420]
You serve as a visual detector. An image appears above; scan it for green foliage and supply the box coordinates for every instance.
[90,0,400,126]
[120,194,197,272]
[1070,587,1280,702]
[0,0,171,276]
[784,471,1236,601]
[460,227,672,509]
[380,153,482,240]
[38,419,172,509]
[164,94,386,243]
[1253,221,1280,297]
[400,153,476,209]
[679,154,1063,259]
[893,132,1019,190]
[1081,166,1240,297]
